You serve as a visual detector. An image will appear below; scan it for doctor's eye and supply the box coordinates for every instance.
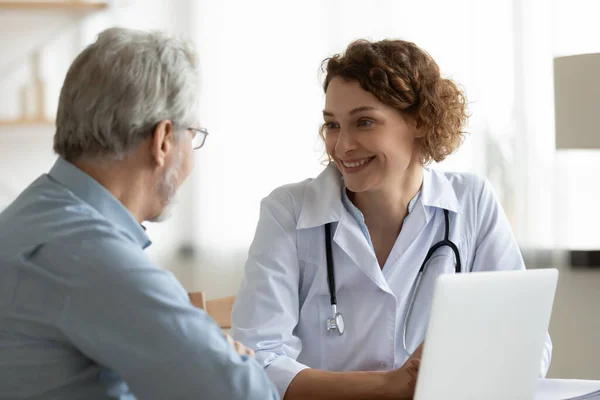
[357,119,374,128]
[323,121,340,131]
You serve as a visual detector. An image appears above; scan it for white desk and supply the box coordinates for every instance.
[536,379,600,399]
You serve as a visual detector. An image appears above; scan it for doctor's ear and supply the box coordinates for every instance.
[412,118,426,139]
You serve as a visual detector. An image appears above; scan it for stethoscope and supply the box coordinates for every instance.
[324,209,462,355]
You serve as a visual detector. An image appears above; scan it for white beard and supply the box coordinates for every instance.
[150,197,177,222]
[150,150,183,223]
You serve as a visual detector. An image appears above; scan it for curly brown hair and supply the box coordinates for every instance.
[321,39,468,164]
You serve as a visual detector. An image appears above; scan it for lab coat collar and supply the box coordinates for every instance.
[296,164,461,230]
[297,164,344,229]
[421,167,461,216]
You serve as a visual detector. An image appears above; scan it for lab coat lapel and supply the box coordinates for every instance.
[296,164,390,292]
[383,200,428,271]
[333,210,393,294]
[383,167,460,271]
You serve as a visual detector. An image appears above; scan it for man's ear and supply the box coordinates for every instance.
[150,120,175,167]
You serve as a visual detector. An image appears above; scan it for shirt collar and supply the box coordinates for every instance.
[297,164,460,229]
[341,179,422,221]
[48,157,152,249]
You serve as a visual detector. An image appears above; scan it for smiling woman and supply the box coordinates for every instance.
[320,39,468,167]
[231,38,552,400]
[319,39,468,267]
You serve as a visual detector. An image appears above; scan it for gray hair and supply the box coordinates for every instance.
[54,27,199,161]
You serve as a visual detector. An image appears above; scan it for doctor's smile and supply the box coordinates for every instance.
[337,156,376,172]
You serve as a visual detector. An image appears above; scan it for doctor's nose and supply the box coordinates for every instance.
[335,128,358,155]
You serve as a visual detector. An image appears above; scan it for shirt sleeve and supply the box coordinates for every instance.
[43,237,279,400]
[231,190,309,398]
[471,178,553,377]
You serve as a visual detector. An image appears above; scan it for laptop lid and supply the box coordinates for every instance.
[414,268,558,400]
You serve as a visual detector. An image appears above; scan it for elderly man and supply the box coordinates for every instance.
[0,28,278,400]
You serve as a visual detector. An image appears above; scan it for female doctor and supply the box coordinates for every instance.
[232,39,552,400]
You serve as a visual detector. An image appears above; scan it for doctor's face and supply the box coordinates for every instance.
[323,77,422,194]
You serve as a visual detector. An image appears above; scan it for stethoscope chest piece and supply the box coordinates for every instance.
[326,304,345,335]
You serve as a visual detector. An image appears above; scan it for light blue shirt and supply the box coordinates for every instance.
[340,180,421,251]
[0,158,278,400]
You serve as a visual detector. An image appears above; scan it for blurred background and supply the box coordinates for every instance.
[0,0,598,379]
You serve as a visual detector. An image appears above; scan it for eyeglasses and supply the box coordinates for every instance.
[188,127,209,150]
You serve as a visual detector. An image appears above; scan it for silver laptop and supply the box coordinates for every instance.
[414,268,559,400]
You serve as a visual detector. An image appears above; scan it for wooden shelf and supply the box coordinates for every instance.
[0,1,108,11]
[0,118,54,127]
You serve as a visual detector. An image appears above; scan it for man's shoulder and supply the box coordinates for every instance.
[0,175,136,257]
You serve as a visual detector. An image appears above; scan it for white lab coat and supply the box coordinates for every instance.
[232,164,552,398]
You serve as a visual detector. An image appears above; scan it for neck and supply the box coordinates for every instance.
[73,157,150,223]
[349,163,424,233]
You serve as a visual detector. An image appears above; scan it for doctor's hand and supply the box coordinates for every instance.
[409,342,424,361]
[384,343,423,399]
[224,333,255,358]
